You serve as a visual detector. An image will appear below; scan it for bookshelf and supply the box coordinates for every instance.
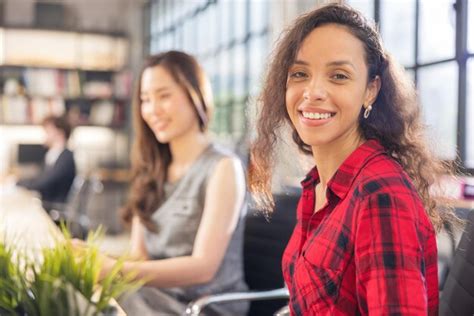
[0,66,132,128]
[0,28,131,129]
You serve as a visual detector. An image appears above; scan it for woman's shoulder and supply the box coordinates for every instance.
[354,153,418,198]
[351,154,433,233]
[205,143,245,167]
[198,143,245,179]
[207,143,239,159]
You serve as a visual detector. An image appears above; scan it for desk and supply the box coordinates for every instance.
[0,185,126,315]
[452,198,474,210]
[0,187,61,257]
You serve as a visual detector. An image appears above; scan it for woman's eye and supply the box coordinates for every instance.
[159,93,171,99]
[332,73,349,80]
[289,71,307,79]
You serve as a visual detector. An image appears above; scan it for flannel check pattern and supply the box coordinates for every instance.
[282,139,438,315]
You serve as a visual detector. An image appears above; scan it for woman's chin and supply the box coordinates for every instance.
[153,131,171,144]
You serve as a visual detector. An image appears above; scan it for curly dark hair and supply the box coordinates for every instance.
[248,3,458,231]
[121,51,213,231]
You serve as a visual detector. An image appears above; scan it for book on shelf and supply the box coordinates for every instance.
[1,95,28,124]
[0,95,66,125]
[89,100,115,126]
[66,71,81,98]
[30,97,65,123]
[22,69,81,98]
[83,81,113,99]
[113,71,132,99]
[23,68,58,97]
[1,67,125,127]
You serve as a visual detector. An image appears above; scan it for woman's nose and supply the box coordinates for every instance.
[149,99,164,114]
[303,79,328,101]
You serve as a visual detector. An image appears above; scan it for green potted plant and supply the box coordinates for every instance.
[0,227,142,316]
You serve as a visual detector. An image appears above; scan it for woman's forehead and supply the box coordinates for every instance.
[295,24,367,68]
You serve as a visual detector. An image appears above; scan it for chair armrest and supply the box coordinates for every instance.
[185,287,289,316]
[42,200,66,212]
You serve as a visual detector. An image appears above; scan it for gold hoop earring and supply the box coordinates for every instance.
[363,104,372,119]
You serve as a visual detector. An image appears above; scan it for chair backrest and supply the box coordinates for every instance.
[243,192,299,316]
[439,209,474,316]
[66,175,88,210]
[47,175,92,238]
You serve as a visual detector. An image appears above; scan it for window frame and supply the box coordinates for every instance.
[363,0,472,173]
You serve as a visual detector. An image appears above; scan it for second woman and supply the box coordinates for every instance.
[100,51,248,315]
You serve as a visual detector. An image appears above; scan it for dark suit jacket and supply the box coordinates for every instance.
[17,148,76,205]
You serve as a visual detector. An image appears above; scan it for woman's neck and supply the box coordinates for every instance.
[312,133,365,187]
[168,131,210,167]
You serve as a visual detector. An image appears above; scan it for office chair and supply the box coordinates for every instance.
[186,192,299,316]
[439,208,474,316]
[44,175,92,238]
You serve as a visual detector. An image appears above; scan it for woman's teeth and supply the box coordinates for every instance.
[302,112,333,120]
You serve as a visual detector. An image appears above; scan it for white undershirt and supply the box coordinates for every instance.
[45,146,64,166]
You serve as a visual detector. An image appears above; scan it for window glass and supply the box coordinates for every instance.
[248,36,267,96]
[150,34,158,54]
[202,56,216,92]
[174,23,183,51]
[346,0,374,19]
[419,0,456,63]
[183,19,195,53]
[380,0,416,67]
[234,0,247,41]
[250,0,268,34]
[150,1,159,35]
[418,62,458,160]
[202,4,217,56]
[195,11,205,56]
[220,48,232,101]
[219,1,232,47]
[232,101,245,137]
[234,44,246,100]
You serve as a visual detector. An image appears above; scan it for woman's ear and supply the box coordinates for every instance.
[365,75,381,107]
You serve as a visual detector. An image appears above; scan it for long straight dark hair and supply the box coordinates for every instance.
[121,51,213,231]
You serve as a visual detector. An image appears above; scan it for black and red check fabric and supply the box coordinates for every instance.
[282,139,438,315]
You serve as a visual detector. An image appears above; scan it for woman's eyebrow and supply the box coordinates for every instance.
[291,59,356,70]
[141,86,169,97]
[326,60,356,70]
[291,59,309,66]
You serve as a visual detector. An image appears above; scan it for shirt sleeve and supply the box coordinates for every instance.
[17,151,75,194]
[354,191,430,315]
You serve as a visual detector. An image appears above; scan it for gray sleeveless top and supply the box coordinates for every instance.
[143,143,248,308]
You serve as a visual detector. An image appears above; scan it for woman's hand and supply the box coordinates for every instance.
[70,238,117,280]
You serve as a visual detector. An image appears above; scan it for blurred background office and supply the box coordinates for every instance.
[0,0,472,237]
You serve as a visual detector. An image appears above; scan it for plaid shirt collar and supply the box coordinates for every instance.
[300,139,386,200]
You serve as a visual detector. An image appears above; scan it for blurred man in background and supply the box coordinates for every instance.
[17,115,76,208]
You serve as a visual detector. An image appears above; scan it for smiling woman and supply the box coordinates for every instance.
[83,51,249,315]
[249,3,460,316]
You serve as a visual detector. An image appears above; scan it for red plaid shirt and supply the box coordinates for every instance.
[282,140,438,315]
